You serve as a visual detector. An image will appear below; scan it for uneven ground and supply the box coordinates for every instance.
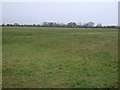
[2,27,118,88]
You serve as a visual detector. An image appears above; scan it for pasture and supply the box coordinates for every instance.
[2,27,118,88]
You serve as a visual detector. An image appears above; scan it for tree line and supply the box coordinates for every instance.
[1,22,119,28]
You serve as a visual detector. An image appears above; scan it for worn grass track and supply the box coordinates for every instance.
[2,27,118,88]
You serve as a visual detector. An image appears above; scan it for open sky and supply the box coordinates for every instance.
[2,2,118,26]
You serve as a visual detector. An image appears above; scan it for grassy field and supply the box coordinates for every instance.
[2,27,118,88]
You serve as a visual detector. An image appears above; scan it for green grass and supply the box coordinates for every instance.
[2,27,118,88]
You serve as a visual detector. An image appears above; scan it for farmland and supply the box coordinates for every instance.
[2,27,118,88]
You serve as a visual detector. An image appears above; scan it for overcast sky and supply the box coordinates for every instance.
[2,2,118,26]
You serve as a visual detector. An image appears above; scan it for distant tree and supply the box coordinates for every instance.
[33,24,36,27]
[43,22,49,27]
[42,22,58,27]
[2,24,5,26]
[6,24,11,26]
[67,22,76,28]
[96,24,102,28]
[48,22,57,27]
[78,23,82,26]
[83,23,88,27]
[14,23,19,26]
[87,22,94,27]
[77,22,83,27]
[48,22,53,27]
[59,23,66,27]
[36,24,41,27]
[83,22,94,28]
